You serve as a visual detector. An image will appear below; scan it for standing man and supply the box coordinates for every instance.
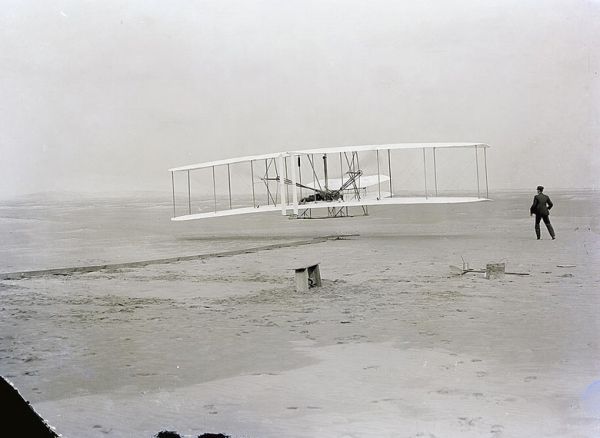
[530,186,556,240]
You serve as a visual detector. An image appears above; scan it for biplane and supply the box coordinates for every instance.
[169,143,490,221]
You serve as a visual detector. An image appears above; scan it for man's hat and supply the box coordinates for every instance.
[537,185,544,191]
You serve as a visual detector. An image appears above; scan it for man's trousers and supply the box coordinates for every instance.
[535,214,555,239]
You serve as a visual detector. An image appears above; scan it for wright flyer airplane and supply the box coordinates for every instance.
[169,143,490,221]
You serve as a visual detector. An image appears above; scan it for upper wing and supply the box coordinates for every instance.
[168,152,285,172]
[169,143,489,172]
[289,142,488,156]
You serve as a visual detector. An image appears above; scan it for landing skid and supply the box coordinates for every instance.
[293,205,369,219]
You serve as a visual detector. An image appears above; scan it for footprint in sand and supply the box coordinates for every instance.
[363,365,380,370]
[419,331,438,337]
[133,371,156,377]
[92,425,112,434]
[491,424,504,436]
[371,398,398,404]
[435,388,459,395]
[458,416,482,428]
[203,404,216,412]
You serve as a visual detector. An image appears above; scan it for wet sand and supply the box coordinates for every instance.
[1,191,599,437]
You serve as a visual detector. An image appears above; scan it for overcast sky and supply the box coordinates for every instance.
[1,0,598,198]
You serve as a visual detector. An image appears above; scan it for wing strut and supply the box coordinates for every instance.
[171,171,176,218]
[323,154,329,191]
[475,146,480,198]
[284,156,290,203]
[422,148,428,199]
[263,159,278,206]
[342,152,362,201]
[433,147,438,196]
[484,147,489,198]
[227,164,232,209]
[376,149,381,200]
[339,152,344,188]
[290,154,299,216]
[278,155,286,215]
[265,159,269,206]
[250,160,256,208]
[187,170,191,214]
[387,149,393,197]
[212,166,217,212]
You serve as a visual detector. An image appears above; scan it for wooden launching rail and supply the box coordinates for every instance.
[0,235,357,281]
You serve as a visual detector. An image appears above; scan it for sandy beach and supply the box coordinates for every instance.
[1,190,599,437]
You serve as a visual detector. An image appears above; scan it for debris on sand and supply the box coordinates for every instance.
[156,432,182,438]
[198,434,231,438]
[485,263,505,280]
[155,432,231,438]
[449,262,529,277]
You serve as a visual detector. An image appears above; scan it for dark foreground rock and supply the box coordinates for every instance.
[0,376,60,437]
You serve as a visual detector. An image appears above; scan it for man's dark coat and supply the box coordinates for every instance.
[530,193,553,216]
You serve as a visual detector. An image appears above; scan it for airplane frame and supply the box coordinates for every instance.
[168,143,490,221]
